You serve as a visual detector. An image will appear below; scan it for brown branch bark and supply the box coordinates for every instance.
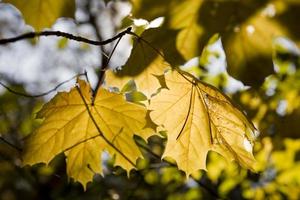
[0,28,131,46]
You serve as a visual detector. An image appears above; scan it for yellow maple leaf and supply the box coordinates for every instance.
[149,70,256,176]
[4,0,75,31]
[105,29,170,98]
[22,79,154,188]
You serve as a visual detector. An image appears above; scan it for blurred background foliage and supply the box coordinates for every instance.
[0,0,300,199]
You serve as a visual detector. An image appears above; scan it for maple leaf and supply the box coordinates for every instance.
[105,29,171,98]
[22,79,154,188]
[149,70,256,176]
[3,0,75,31]
[131,0,300,86]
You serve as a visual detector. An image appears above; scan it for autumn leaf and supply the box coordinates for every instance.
[3,0,75,31]
[105,29,171,98]
[149,70,256,176]
[22,79,154,188]
[130,0,300,86]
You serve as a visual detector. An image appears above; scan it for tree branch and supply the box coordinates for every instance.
[0,73,85,98]
[0,28,132,46]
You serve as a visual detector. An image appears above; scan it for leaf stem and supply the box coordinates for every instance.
[92,35,124,104]
[75,85,136,167]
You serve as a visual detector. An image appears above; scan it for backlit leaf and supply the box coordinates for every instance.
[131,0,300,86]
[22,79,154,188]
[149,70,256,176]
[4,0,75,31]
[105,29,171,98]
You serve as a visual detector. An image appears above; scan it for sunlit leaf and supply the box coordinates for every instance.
[4,0,75,31]
[149,70,256,176]
[22,79,154,188]
[105,29,171,98]
[131,0,300,86]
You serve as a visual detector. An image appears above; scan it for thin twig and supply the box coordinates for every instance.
[85,3,126,101]
[92,36,124,102]
[0,136,22,152]
[0,73,85,98]
[0,28,132,46]
[135,139,161,160]
[83,70,91,86]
